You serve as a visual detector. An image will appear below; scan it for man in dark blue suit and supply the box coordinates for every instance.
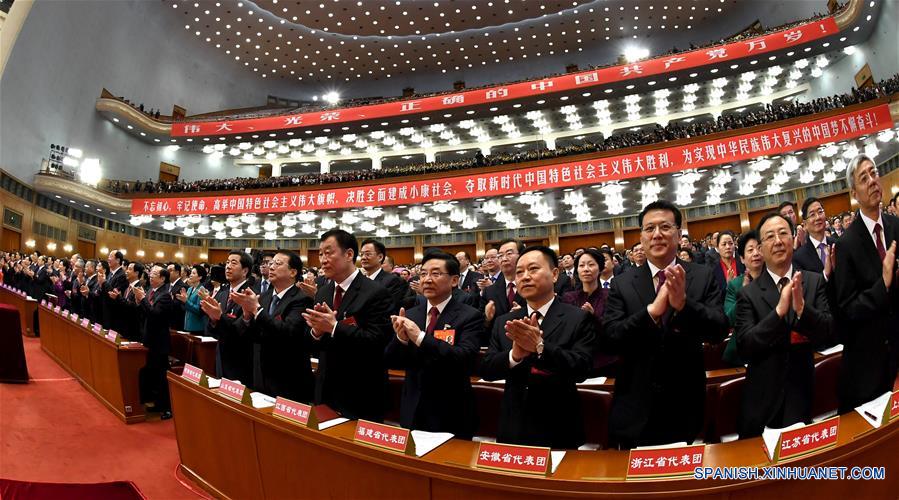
[792,197,836,278]
[200,250,255,384]
[480,239,527,345]
[135,265,174,419]
[385,251,484,439]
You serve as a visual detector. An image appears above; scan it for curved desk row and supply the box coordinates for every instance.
[168,372,899,499]
[0,285,37,336]
[38,305,148,423]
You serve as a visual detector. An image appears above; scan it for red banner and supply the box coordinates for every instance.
[627,444,705,479]
[475,442,552,475]
[775,417,839,461]
[171,18,839,137]
[353,420,410,453]
[135,104,894,216]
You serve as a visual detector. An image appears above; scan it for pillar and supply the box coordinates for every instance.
[371,156,382,171]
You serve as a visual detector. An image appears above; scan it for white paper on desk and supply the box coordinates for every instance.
[550,451,566,475]
[410,430,453,457]
[761,422,805,461]
[250,392,276,409]
[855,391,892,429]
[318,417,349,430]
[475,379,505,385]
[205,377,222,389]
[579,376,607,385]
[197,336,217,342]
[817,344,843,356]
[26,296,37,302]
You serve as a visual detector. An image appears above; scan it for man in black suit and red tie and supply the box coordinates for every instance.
[455,251,483,297]
[302,229,394,422]
[603,200,729,449]
[360,238,414,313]
[480,246,597,449]
[229,251,315,403]
[481,239,527,344]
[200,250,255,384]
[792,197,836,278]
[735,212,834,437]
[385,251,484,439]
[831,154,899,413]
[135,265,174,419]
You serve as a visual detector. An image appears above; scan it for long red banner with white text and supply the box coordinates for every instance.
[171,17,840,137]
[134,103,893,216]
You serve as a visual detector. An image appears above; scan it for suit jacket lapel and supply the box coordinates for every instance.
[337,273,364,317]
[539,300,565,342]
[436,298,460,331]
[757,270,780,312]
[632,264,656,307]
[852,209,882,262]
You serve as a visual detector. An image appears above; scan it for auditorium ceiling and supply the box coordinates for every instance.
[161,0,831,84]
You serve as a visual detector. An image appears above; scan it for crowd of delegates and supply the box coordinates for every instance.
[110,74,899,196]
[3,155,898,448]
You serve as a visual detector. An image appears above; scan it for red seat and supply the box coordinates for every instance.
[384,375,404,426]
[710,377,745,442]
[579,389,613,448]
[812,354,842,418]
[473,384,504,439]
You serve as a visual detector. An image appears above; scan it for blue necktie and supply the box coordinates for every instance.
[268,294,280,316]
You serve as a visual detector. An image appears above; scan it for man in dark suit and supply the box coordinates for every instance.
[230,251,315,402]
[554,253,576,296]
[735,212,835,437]
[302,229,394,421]
[115,262,145,341]
[360,238,413,313]
[135,265,174,419]
[481,246,597,449]
[792,197,836,278]
[481,239,527,345]
[603,200,729,449]
[831,154,899,413]
[100,251,129,330]
[455,251,483,302]
[385,251,484,438]
[78,260,99,322]
[168,263,188,331]
[709,230,745,300]
[200,250,255,384]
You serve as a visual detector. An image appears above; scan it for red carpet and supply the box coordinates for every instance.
[1,337,209,499]
[0,478,145,500]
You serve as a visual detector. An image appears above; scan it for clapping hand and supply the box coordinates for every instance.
[302,302,338,338]
[200,296,223,321]
[390,307,421,343]
[505,313,542,362]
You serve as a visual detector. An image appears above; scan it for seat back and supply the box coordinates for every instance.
[579,389,613,448]
[711,376,745,442]
[812,354,842,418]
[473,384,504,439]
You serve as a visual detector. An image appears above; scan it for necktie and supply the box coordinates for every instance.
[874,223,886,260]
[148,288,155,304]
[777,277,790,293]
[817,243,827,265]
[458,273,465,289]
[269,294,280,316]
[333,285,344,311]
[655,270,666,294]
[426,306,439,336]
[261,280,269,295]
[506,282,516,307]
[603,281,610,289]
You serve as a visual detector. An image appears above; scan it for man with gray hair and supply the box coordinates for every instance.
[831,154,899,413]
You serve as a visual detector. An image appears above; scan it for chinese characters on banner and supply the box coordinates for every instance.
[171,18,838,137]
[475,442,552,475]
[134,104,894,216]
[774,417,840,462]
[353,420,410,453]
[273,397,313,426]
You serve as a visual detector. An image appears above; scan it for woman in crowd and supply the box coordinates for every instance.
[177,264,209,334]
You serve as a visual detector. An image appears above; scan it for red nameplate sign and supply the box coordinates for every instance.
[218,378,252,405]
[772,417,840,462]
[40,299,47,306]
[81,318,90,328]
[54,306,61,313]
[70,314,79,322]
[890,392,899,421]
[105,330,120,344]
[354,420,410,453]
[476,442,552,476]
[627,444,705,479]
[92,324,103,334]
[273,397,313,426]
[180,363,210,388]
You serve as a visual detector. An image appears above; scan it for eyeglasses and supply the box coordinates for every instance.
[420,271,451,280]
[805,208,825,219]
[641,223,678,235]
[499,250,519,259]
[761,229,793,244]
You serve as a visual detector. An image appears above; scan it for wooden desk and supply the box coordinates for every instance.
[38,305,148,423]
[169,330,218,375]
[169,372,899,499]
[0,285,38,337]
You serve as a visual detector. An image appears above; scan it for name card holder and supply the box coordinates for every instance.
[218,378,252,405]
[767,417,840,463]
[54,305,61,313]
[889,391,899,422]
[627,444,706,480]
[70,313,79,322]
[180,363,210,388]
[81,318,91,328]
[105,330,121,345]
[272,397,343,430]
[354,420,413,454]
[476,442,552,476]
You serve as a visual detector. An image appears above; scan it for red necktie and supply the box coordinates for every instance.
[874,223,886,260]
[655,270,666,294]
[148,289,155,304]
[333,285,344,311]
[426,306,439,336]
[506,282,516,308]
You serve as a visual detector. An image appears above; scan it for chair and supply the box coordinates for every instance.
[383,375,404,426]
[703,339,729,371]
[710,376,745,442]
[473,384,504,440]
[0,304,29,383]
[579,389,613,449]
[812,354,842,419]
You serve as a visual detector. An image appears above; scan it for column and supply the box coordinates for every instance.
[271,161,283,177]
[612,218,625,253]
[548,224,560,253]
[413,235,424,263]
[475,230,486,258]
[738,199,751,233]
[424,149,436,163]
[371,156,382,171]
[320,160,331,174]
[544,136,556,150]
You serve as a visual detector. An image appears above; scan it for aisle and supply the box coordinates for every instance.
[0,337,207,499]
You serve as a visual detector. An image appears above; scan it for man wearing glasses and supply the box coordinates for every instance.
[385,251,484,439]
[793,197,836,278]
[135,265,174,419]
[481,239,527,346]
[831,154,899,413]
[603,200,728,449]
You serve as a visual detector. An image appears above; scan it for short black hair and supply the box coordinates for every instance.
[497,238,525,254]
[737,230,761,258]
[574,248,605,271]
[716,230,736,246]
[360,238,387,264]
[421,251,461,276]
[778,201,797,213]
[169,262,182,274]
[519,245,558,268]
[98,260,110,274]
[801,197,822,219]
[229,250,253,270]
[756,211,795,234]
[599,247,615,262]
[320,229,358,263]
[638,200,682,228]
[111,250,124,264]
[631,242,642,251]
[678,248,694,261]
[276,250,303,273]
[456,251,472,262]
[130,261,145,278]
[192,264,207,281]
[157,266,170,284]
[210,264,226,283]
